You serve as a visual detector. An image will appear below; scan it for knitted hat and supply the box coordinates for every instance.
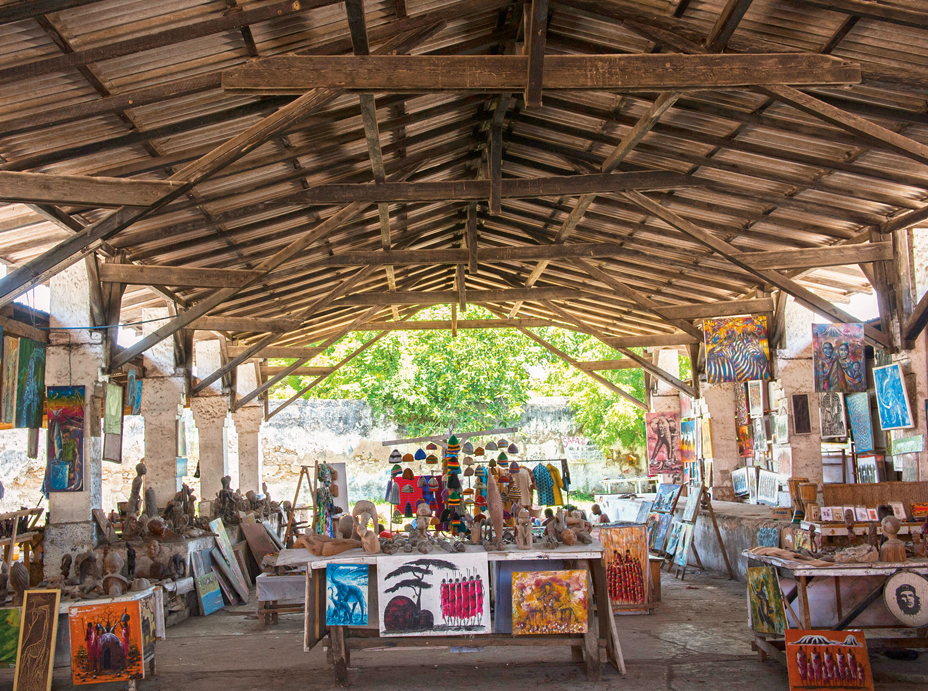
[446,434,461,457]
[389,449,402,463]
[426,454,439,465]
[485,441,498,451]
[497,451,508,462]
[463,466,474,477]
[509,460,519,473]
[508,443,519,454]
[447,473,461,490]
[474,446,484,456]
[463,455,475,466]
[402,453,414,463]
[402,467,415,480]
[414,448,427,461]
[497,439,509,447]
[462,441,475,454]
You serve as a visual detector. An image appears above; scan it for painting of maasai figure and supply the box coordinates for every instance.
[873,363,913,430]
[785,629,873,690]
[812,323,865,393]
[704,316,770,383]
[645,412,682,476]
[46,386,85,492]
[68,600,145,685]
[15,338,45,429]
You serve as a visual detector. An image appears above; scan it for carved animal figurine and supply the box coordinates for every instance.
[880,516,907,563]
[60,554,72,582]
[471,514,487,545]
[294,533,361,557]
[9,562,28,606]
[485,475,505,550]
[355,512,381,555]
[352,500,379,537]
[515,508,532,550]
[127,462,146,516]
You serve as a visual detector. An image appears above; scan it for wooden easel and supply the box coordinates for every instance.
[667,484,735,581]
[283,465,316,547]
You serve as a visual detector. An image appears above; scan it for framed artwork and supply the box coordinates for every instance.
[732,467,749,496]
[673,524,694,568]
[774,414,789,446]
[1,334,18,424]
[601,526,648,606]
[873,363,914,430]
[747,380,764,418]
[737,425,753,457]
[812,323,866,393]
[326,564,369,626]
[890,435,924,456]
[191,551,224,616]
[378,553,490,636]
[822,507,835,522]
[652,513,673,552]
[846,392,874,453]
[820,392,847,439]
[68,598,146,685]
[209,519,250,601]
[103,382,124,463]
[645,411,682,476]
[634,500,652,524]
[785,629,873,690]
[753,417,767,450]
[792,394,813,435]
[14,338,46,429]
[125,369,136,415]
[681,487,702,523]
[747,566,786,635]
[653,483,682,512]
[0,607,19,668]
[757,469,779,506]
[774,445,793,476]
[680,393,694,419]
[748,467,759,504]
[704,316,771,383]
[512,570,587,635]
[735,382,749,426]
[757,527,779,548]
[663,522,684,556]
[680,419,697,465]
[131,379,142,416]
[45,386,85,492]
[15,589,60,691]
[645,512,661,546]
[701,418,713,459]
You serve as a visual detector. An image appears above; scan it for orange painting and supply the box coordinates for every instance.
[601,525,648,606]
[68,601,145,685]
[511,570,588,635]
[785,629,873,690]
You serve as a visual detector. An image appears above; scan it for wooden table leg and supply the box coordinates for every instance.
[583,563,602,681]
[589,557,625,675]
[258,601,266,630]
[331,625,349,684]
[798,576,812,629]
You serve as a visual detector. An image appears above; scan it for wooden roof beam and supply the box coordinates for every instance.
[99,264,262,288]
[797,0,928,30]
[524,0,549,109]
[353,317,562,331]
[0,172,182,207]
[745,243,893,270]
[705,0,755,52]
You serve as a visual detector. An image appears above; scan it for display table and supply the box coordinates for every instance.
[742,551,928,662]
[278,541,624,683]
[255,572,306,628]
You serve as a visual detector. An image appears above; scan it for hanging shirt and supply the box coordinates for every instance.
[547,463,565,505]
[534,464,555,506]
[511,469,534,507]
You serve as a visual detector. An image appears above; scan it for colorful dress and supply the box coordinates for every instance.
[534,464,555,505]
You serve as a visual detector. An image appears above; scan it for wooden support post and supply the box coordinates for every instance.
[523,0,548,108]
[465,202,479,274]
[489,123,502,215]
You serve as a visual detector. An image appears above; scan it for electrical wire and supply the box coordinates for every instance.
[34,314,175,331]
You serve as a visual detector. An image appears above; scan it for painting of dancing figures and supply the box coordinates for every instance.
[68,601,145,685]
[646,412,682,476]
[326,564,369,626]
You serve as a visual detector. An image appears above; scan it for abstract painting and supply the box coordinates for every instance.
[748,380,764,418]
[701,418,713,459]
[326,564,369,626]
[747,566,787,636]
[820,392,847,439]
[846,392,873,453]
[1,334,17,424]
[785,629,873,690]
[673,524,693,569]
[792,394,812,435]
[680,419,697,465]
[512,570,587,635]
[737,425,753,457]
[601,525,648,606]
[645,411,681,475]
[873,363,914,430]
[652,513,673,552]
[704,315,770,383]
[653,483,682,512]
[757,527,779,548]
[0,607,20,668]
[15,338,45,429]
[681,487,701,523]
[812,323,865,393]
[377,554,490,636]
[45,386,85,492]
[68,599,144,685]
[14,589,59,691]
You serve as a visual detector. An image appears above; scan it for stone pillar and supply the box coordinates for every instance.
[140,307,185,508]
[44,262,105,579]
[191,396,230,500]
[648,347,683,414]
[775,298,823,485]
[232,361,263,493]
[703,381,739,498]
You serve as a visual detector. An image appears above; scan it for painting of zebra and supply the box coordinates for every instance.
[704,316,771,383]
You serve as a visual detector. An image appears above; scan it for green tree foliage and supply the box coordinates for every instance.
[271,306,653,455]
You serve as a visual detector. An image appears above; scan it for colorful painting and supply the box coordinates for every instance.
[645,512,660,545]
[191,551,224,616]
[680,419,697,465]
[664,522,684,556]
[737,424,753,457]
[747,566,787,636]
[704,315,770,383]
[45,386,85,492]
[701,418,713,459]
[125,369,136,415]
[732,467,749,496]
[14,589,59,691]
[512,570,587,635]
[652,513,673,552]
[326,564,369,626]
[735,382,749,426]
[645,411,682,475]
[785,629,873,690]
[653,483,682,512]
[820,392,847,439]
[377,553,490,636]
[812,323,865,393]
[601,525,648,606]
[873,363,913,430]
[673,523,693,568]
[757,527,779,548]
[15,338,45,429]
[131,379,142,416]
[68,599,144,685]
[792,394,812,435]
[681,487,701,523]
[0,607,20,668]
[1,334,18,424]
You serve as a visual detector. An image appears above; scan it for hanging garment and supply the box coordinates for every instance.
[534,463,555,505]
[511,468,533,507]
[560,459,571,491]
[547,463,565,505]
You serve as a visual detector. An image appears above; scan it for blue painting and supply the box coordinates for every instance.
[873,363,914,430]
[326,564,368,626]
[846,392,874,453]
[757,527,779,548]
[652,483,681,512]
[14,338,45,429]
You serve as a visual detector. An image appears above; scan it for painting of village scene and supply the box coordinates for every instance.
[512,570,588,635]
[68,601,145,685]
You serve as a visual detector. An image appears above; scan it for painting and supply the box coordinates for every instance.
[891,435,924,456]
[645,411,682,475]
[774,414,789,446]
[601,526,648,606]
[757,527,779,548]
[883,572,928,628]
[673,523,693,568]
[0,607,20,668]
[652,513,673,552]
[14,590,59,691]
[208,519,249,602]
[680,393,695,419]
[663,522,684,556]
[792,394,813,435]
[820,392,847,439]
[645,512,660,546]
[131,379,142,416]
[14,338,45,429]
[191,551,224,616]
[873,363,913,430]
[737,425,753,457]
[747,380,764,418]
[758,469,779,506]
[812,323,866,393]
[45,386,85,492]
[680,419,697,465]
[748,466,759,504]
[68,599,144,685]
[512,570,587,635]
[1,334,18,424]
[378,553,490,636]
[785,629,873,690]
[326,564,368,626]
[774,446,793,476]
[747,566,787,636]
[701,418,713,459]
[704,315,770,383]
[753,417,767,451]
[732,467,749,496]
[681,487,701,523]
[653,483,681,512]
[735,382,749,426]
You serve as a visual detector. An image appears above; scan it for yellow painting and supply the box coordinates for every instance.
[511,570,588,635]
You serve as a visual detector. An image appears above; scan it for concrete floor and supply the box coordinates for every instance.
[4,570,928,690]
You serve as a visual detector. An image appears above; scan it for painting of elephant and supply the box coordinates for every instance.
[326,564,368,626]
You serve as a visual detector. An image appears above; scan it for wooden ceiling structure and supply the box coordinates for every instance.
[0,0,927,415]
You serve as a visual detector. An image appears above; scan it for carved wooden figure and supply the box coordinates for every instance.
[880,516,907,563]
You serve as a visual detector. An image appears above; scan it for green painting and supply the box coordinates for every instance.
[0,607,20,668]
[747,566,787,635]
[15,338,46,429]
[1,334,19,424]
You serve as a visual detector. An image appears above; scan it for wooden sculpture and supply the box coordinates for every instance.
[485,475,505,550]
[880,516,907,563]
[294,533,361,557]
[515,508,532,550]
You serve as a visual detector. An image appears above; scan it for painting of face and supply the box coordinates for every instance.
[812,323,865,393]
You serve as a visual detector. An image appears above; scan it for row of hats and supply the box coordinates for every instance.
[387,439,519,463]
